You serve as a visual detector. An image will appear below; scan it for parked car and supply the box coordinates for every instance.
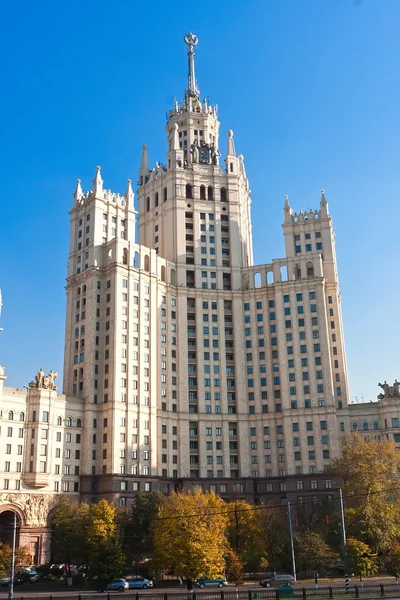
[128,577,153,589]
[0,577,24,587]
[195,578,228,588]
[260,575,295,587]
[106,579,129,592]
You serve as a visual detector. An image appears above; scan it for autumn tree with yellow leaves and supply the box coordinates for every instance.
[328,435,400,552]
[152,489,229,582]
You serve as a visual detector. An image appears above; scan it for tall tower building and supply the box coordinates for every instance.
[63,34,350,503]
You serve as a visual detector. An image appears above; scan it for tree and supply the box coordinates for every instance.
[226,499,267,572]
[383,543,400,582]
[50,497,90,567]
[260,507,290,572]
[151,489,229,581]
[347,538,377,582]
[294,532,337,575]
[122,492,164,563]
[0,544,31,576]
[86,500,125,587]
[51,497,126,587]
[224,548,244,586]
[328,435,400,552]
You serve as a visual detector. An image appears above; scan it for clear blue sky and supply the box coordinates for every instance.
[1,0,399,402]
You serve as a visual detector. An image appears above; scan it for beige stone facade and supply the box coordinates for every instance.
[0,34,400,562]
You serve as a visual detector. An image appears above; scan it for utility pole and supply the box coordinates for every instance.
[339,489,350,593]
[287,501,297,582]
[8,512,17,600]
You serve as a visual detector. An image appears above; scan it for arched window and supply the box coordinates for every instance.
[73,369,78,380]
[163,187,167,203]
[19,412,25,422]
[186,184,193,199]
[146,197,150,212]
[77,418,82,428]
[170,269,176,285]
[75,327,79,336]
[83,285,86,293]
[363,422,369,431]
[281,265,288,282]
[66,417,72,427]
[200,185,206,200]
[79,368,83,378]
[155,192,159,207]
[80,325,85,334]
[57,416,62,426]
[161,266,166,282]
[8,411,13,421]
[207,186,213,201]
[122,248,128,265]
[220,187,227,202]
[352,423,358,431]
[77,287,81,295]
[254,272,262,287]
[374,422,380,430]
[267,271,274,285]
[144,255,150,272]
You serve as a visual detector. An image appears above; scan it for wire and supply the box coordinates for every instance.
[0,486,391,535]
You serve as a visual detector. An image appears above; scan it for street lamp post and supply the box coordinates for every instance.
[8,512,17,600]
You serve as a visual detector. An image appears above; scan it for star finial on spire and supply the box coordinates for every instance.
[184,32,200,98]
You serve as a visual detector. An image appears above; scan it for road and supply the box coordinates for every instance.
[1,578,399,598]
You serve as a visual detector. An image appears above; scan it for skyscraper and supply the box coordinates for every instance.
[63,33,350,502]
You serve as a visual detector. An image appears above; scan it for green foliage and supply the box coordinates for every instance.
[87,538,126,590]
[347,538,377,581]
[50,496,90,566]
[122,492,164,562]
[294,532,337,573]
[151,489,228,581]
[260,507,290,572]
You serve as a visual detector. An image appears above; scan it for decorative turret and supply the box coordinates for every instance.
[73,179,83,204]
[320,188,329,217]
[92,166,103,197]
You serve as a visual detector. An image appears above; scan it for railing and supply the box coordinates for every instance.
[9,583,400,600]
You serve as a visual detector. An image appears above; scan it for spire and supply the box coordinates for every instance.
[139,144,149,186]
[184,32,200,98]
[238,154,246,179]
[283,195,293,223]
[73,179,83,203]
[125,179,134,204]
[320,188,329,216]
[227,130,236,157]
[140,144,149,173]
[92,166,103,196]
